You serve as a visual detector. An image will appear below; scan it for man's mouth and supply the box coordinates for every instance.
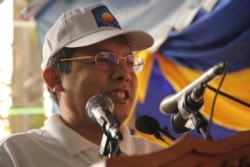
[106,90,128,100]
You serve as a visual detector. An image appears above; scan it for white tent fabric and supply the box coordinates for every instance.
[21,0,213,53]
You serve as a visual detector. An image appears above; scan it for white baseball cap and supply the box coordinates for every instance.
[41,2,154,70]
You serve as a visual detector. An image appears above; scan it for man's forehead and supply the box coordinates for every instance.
[75,36,130,52]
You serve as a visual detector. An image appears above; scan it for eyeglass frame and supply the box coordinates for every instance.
[58,52,145,72]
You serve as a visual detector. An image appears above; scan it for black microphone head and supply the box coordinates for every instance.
[170,112,191,134]
[85,94,114,120]
[135,115,160,135]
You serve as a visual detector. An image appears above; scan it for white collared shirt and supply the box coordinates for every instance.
[0,114,163,167]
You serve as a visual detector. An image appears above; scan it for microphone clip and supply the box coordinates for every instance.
[99,133,122,158]
[98,110,123,157]
[172,84,213,140]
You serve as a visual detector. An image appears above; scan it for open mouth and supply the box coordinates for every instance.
[106,90,129,100]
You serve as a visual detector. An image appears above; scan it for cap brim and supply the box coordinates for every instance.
[65,29,154,51]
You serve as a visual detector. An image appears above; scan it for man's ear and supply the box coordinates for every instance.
[42,68,63,91]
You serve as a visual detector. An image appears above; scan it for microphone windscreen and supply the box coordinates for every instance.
[85,94,114,119]
[135,115,160,135]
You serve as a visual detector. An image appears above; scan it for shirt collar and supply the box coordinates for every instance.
[45,114,136,156]
[118,124,135,155]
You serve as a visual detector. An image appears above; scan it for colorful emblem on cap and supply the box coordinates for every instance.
[92,5,121,29]
[101,12,114,24]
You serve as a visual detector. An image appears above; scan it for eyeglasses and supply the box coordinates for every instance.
[60,52,144,72]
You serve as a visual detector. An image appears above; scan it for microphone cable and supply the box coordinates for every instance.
[206,85,250,108]
[205,62,229,139]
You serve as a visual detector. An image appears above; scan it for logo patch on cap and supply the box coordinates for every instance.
[92,5,121,29]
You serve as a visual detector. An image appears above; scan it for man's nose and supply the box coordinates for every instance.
[112,63,131,82]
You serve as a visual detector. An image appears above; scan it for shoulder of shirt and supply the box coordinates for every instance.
[0,128,47,145]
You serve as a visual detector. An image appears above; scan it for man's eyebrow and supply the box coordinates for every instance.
[74,47,100,55]
[84,47,106,54]
[93,47,112,52]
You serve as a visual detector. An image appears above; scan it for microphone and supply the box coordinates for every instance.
[135,115,176,141]
[135,115,160,135]
[171,84,207,134]
[85,95,123,141]
[159,61,227,114]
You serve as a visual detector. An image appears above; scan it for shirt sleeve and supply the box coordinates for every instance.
[0,152,14,167]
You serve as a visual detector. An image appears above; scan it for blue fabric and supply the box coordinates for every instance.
[159,0,250,72]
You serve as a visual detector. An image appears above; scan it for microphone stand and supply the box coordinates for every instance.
[99,134,121,158]
[98,113,123,158]
[189,110,212,140]
[159,127,176,141]
[182,84,213,140]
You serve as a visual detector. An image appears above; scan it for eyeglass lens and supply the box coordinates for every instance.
[95,52,143,72]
